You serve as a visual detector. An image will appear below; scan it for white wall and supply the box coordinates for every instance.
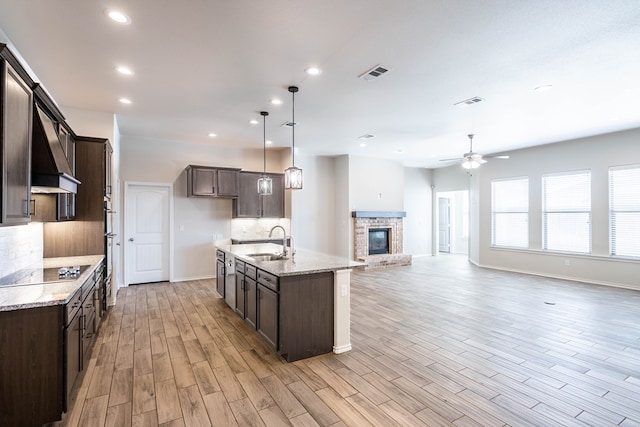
[474,128,640,289]
[291,154,336,254]
[119,135,287,281]
[334,156,350,258]
[403,167,432,256]
[349,156,405,212]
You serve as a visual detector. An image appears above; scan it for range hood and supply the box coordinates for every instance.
[31,105,80,193]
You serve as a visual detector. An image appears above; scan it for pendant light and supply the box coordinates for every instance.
[284,86,303,189]
[257,111,272,195]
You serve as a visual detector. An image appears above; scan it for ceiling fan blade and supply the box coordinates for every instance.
[439,158,461,162]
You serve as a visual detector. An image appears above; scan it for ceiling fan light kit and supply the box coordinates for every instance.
[440,133,508,172]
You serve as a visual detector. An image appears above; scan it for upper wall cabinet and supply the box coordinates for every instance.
[1,45,34,226]
[233,171,284,218]
[186,165,240,198]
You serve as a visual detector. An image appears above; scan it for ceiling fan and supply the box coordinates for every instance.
[440,134,509,170]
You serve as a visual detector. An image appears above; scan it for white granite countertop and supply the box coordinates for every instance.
[0,255,104,312]
[216,243,363,277]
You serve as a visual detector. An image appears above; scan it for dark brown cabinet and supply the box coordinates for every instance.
[0,305,64,426]
[233,171,285,218]
[105,142,113,200]
[186,165,240,198]
[65,289,82,406]
[245,269,257,328]
[1,48,33,226]
[257,284,278,350]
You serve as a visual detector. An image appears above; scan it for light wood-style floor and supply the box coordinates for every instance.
[56,254,640,426]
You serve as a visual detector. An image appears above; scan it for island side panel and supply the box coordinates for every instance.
[279,272,334,362]
[333,269,353,354]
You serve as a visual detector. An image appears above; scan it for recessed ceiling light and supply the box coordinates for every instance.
[115,65,134,76]
[208,133,217,138]
[534,84,553,92]
[266,140,273,145]
[105,9,132,24]
[270,99,283,105]
[359,143,367,147]
[249,119,259,125]
[305,67,321,76]
[119,98,132,104]
[395,149,404,153]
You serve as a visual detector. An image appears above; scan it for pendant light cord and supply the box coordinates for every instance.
[291,89,296,166]
[263,114,267,174]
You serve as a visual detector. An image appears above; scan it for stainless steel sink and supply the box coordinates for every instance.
[246,253,288,262]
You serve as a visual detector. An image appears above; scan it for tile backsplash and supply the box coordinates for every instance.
[230,218,291,240]
[0,222,43,278]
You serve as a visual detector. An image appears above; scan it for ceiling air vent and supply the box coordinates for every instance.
[358,134,375,139]
[359,65,390,82]
[281,121,297,127]
[454,96,484,106]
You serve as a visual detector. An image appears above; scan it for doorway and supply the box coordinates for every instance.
[124,182,172,285]
[436,190,469,255]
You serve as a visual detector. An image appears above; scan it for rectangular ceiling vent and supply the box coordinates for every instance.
[359,65,390,82]
[454,96,484,106]
[281,121,297,127]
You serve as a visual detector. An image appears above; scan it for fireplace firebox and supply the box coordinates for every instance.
[368,228,390,255]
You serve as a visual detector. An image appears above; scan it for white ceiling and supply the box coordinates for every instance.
[0,0,639,168]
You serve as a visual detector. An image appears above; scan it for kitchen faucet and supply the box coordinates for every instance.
[269,225,288,256]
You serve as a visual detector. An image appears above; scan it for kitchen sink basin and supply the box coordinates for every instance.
[246,253,288,261]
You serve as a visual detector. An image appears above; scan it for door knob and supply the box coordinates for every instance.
[128,237,134,242]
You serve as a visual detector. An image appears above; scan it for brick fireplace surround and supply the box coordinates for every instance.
[352,211,412,270]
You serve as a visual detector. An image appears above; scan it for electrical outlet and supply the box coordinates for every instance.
[341,284,348,297]
[179,224,184,232]
[565,259,570,266]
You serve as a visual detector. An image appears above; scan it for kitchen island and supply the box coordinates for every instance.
[216,243,362,362]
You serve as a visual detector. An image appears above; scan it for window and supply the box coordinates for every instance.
[542,170,591,253]
[491,177,529,248]
[610,165,640,258]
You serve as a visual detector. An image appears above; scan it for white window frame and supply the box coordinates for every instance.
[542,170,592,254]
[491,177,529,248]
[609,164,640,259]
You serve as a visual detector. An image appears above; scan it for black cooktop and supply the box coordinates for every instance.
[0,265,91,287]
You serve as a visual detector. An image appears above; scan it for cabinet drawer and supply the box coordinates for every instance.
[66,289,82,325]
[235,259,245,273]
[216,250,225,262]
[257,269,278,292]
[245,264,257,280]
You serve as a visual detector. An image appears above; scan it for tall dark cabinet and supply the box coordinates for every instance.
[0,46,33,225]
[43,137,113,312]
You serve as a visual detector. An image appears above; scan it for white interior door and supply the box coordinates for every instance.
[438,197,451,253]
[125,183,170,284]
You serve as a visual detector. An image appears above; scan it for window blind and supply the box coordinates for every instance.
[610,165,640,258]
[542,171,591,253]
[491,177,529,248]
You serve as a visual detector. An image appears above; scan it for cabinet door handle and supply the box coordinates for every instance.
[28,199,37,216]
[257,288,261,299]
[241,279,245,291]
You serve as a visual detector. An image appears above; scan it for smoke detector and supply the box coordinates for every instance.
[454,96,484,106]
[359,65,390,82]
